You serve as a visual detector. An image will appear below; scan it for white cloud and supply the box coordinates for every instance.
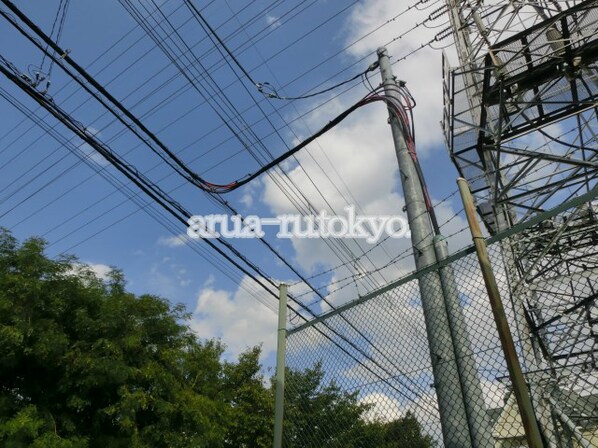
[266,14,280,29]
[157,234,189,247]
[145,259,192,299]
[66,262,112,283]
[189,276,278,359]
[87,263,112,280]
[240,192,253,207]
[360,392,404,422]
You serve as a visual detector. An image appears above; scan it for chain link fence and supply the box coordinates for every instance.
[281,189,598,447]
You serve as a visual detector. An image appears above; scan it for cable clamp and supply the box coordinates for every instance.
[257,81,279,99]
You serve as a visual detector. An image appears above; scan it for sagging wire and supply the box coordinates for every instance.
[257,61,379,100]
[2,0,439,234]
[183,0,379,102]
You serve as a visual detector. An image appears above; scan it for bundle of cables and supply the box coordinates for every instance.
[207,82,440,235]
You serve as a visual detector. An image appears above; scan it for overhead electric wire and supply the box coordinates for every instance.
[3,0,382,201]
[0,0,440,201]
[185,0,444,101]
[0,0,233,154]
[1,5,446,298]
[120,0,376,288]
[118,0,388,293]
[1,0,450,292]
[0,56,292,319]
[116,2,447,402]
[257,64,378,101]
[182,0,328,92]
[291,186,468,288]
[1,21,446,282]
[5,4,447,406]
[187,0,378,102]
[0,0,279,178]
[170,0,391,290]
[222,0,397,286]
[125,1,447,195]
[0,89,283,316]
[2,25,366,322]
[35,0,71,88]
[127,0,403,319]
[5,39,391,244]
[0,1,468,412]
[1,57,441,413]
[0,0,442,166]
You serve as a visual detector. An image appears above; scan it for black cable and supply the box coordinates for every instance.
[169,0,386,289]
[1,1,383,194]
[0,58,284,306]
[0,2,221,191]
[47,0,70,81]
[124,0,395,302]
[2,7,436,226]
[2,60,440,411]
[124,0,387,310]
[4,5,444,400]
[39,0,65,73]
[257,63,379,100]
[184,0,376,101]
[3,0,446,290]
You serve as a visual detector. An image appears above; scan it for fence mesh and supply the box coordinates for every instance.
[282,193,598,447]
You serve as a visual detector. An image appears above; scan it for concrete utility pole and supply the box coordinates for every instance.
[377,47,473,447]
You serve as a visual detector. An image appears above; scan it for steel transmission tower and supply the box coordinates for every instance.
[443,0,598,445]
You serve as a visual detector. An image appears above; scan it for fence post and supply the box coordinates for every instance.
[273,283,288,448]
[457,177,544,448]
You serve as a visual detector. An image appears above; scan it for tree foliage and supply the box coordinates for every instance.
[0,230,433,447]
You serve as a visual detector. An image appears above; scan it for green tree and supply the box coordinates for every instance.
[221,347,273,448]
[0,230,434,447]
[0,231,226,447]
[282,362,369,448]
[362,411,435,447]
[281,362,435,447]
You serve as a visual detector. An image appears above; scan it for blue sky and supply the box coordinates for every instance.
[0,0,468,363]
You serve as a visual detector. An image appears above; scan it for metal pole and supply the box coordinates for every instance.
[457,177,544,448]
[378,47,471,447]
[273,283,288,448]
[433,236,495,447]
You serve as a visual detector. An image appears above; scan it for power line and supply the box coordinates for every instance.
[1,55,441,412]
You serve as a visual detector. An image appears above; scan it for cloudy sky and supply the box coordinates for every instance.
[0,0,473,363]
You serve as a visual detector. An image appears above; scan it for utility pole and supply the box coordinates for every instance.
[378,47,472,447]
[273,283,288,448]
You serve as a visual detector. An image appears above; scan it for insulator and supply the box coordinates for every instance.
[429,5,448,21]
[435,26,453,42]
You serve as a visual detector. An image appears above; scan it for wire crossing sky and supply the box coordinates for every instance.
[0,0,468,363]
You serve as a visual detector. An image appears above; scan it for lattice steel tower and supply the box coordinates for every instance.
[443,0,598,445]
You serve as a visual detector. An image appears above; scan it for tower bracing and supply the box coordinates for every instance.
[444,0,598,444]
[445,0,598,227]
